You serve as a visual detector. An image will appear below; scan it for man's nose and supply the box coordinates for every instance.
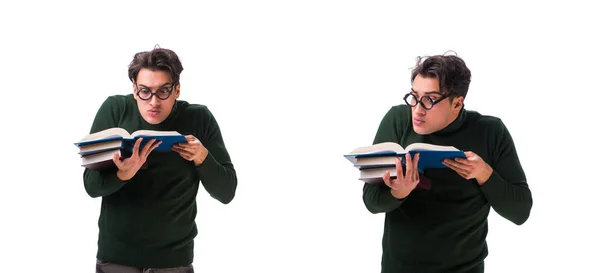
[149,94,160,107]
[414,102,426,115]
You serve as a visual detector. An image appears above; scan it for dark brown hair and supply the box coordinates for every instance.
[128,47,184,85]
[410,51,471,98]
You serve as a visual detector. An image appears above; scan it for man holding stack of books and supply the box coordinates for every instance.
[81,47,237,273]
[360,52,533,273]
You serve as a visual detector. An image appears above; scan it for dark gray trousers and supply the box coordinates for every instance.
[96,259,194,273]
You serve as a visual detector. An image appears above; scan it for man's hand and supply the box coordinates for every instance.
[172,135,209,166]
[443,151,493,185]
[383,153,420,199]
[113,138,161,181]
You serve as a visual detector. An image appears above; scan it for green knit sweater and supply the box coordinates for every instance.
[363,104,532,273]
[83,94,237,268]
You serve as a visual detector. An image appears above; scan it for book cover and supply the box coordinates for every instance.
[345,142,466,170]
[75,128,187,152]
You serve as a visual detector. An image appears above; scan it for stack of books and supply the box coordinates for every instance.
[343,142,466,187]
[74,128,187,170]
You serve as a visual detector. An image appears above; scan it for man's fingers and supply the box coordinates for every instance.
[172,146,195,161]
[382,170,392,188]
[112,152,124,169]
[444,162,458,173]
[185,135,202,144]
[395,157,404,180]
[185,135,195,141]
[455,160,474,174]
[413,153,420,181]
[147,139,161,153]
[413,153,420,169]
[178,141,200,149]
[142,140,162,159]
[179,150,194,159]
[132,138,143,158]
[454,157,472,166]
[456,157,474,169]
[444,159,463,170]
[405,154,414,182]
[152,140,162,150]
[142,138,157,153]
[457,171,470,179]
[139,139,157,158]
[445,161,471,179]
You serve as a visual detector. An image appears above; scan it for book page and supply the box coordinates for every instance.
[360,166,397,178]
[79,139,123,153]
[81,149,121,164]
[80,127,131,142]
[348,142,406,155]
[404,142,458,151]
[131,130,182,137]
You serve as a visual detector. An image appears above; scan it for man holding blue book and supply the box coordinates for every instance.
[83,47,237,273]
[362,52,533,273]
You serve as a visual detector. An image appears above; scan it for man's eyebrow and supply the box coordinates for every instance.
[138,83,172,88]
[411,88,443,95]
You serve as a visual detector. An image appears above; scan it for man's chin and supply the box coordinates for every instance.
[142,115,165,125]
[412,124,432,135]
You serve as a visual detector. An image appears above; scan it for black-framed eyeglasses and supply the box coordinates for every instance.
[135,83,175,101]
[403,92,449,110]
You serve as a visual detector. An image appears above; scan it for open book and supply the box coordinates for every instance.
[344,142,466,170]
[75,127,187,152]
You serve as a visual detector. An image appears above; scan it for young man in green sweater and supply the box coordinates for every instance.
[363,53,532,273]
[84,47,237,273]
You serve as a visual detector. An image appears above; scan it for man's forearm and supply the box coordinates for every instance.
[83,169,127,198]
[196,152,237,204]
[480,171,532,225]
[363,183,404,214]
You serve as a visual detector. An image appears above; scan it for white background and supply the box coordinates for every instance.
[1,1,598,272]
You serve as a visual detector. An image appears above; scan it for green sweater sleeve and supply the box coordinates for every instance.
[195,107,237,204]
[362,106,406,213]
[82,96,128,198]
[480,119,533,225]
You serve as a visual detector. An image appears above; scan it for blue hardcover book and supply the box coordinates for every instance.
[344,142,467,170]
[75,127,188,153]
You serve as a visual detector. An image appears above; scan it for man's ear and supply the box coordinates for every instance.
[132,83,137,98]
[174,83,181,99]
[453,96,464,112]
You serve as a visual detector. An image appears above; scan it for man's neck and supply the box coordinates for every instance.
[434,107,466,135]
